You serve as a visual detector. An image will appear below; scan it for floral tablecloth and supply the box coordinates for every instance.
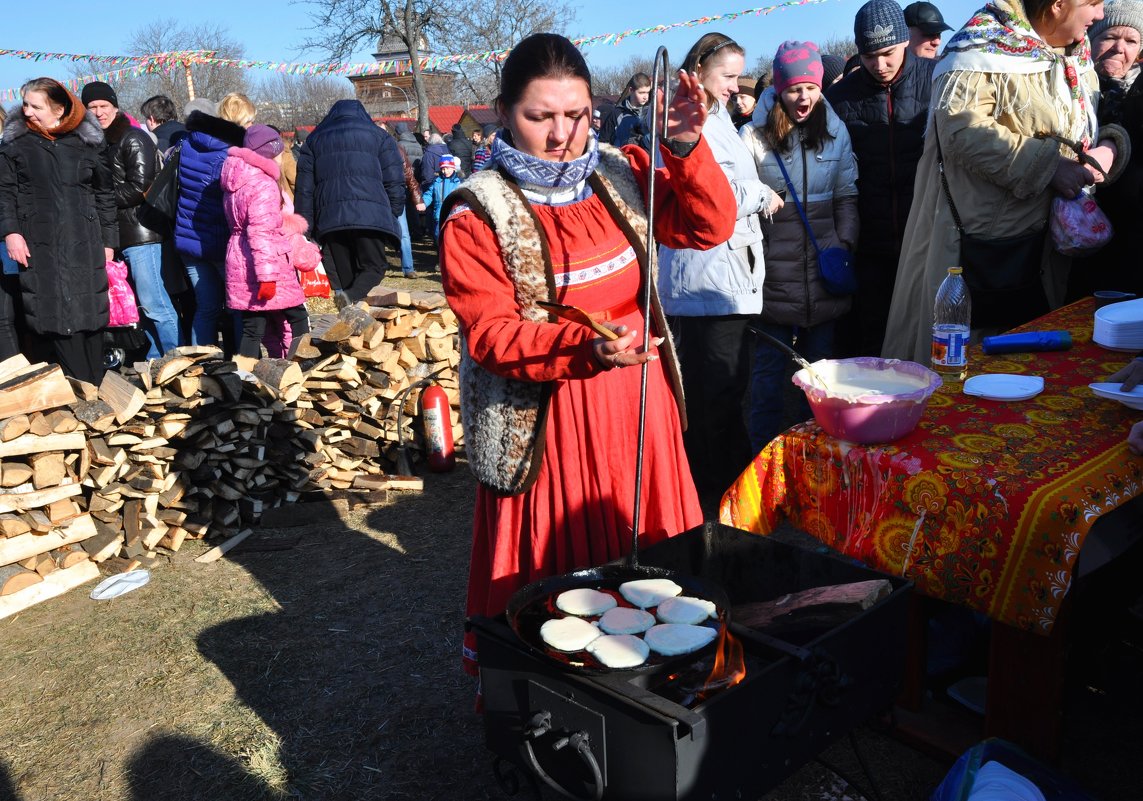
[720,299,1142,634]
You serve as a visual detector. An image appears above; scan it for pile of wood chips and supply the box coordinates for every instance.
[0,287,462,618]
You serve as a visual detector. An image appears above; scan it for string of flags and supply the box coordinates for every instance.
[0,0,836,102]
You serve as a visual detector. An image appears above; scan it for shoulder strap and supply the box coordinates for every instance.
[775,152,823,257]
[934,120,966,236]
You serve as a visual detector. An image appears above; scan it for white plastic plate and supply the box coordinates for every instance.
[963,374,1044,401]
[1094,297,1143,324]
[90,569,151,600]
[1089,383,1143,410]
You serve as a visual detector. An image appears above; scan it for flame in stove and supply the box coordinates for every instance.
[700,627,746,697]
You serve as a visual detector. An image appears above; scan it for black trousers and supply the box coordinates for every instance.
[320,230,391,303]
[671,314,753,496]
[834,250,898,358]
[48,330,104,385]
[239,307,311,358]
[0,274,22,361]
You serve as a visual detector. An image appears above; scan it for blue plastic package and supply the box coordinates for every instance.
[981,331,1072,355]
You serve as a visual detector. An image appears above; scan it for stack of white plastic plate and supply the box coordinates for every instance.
[1094,298,1143,351]
[1089,383,1143,411]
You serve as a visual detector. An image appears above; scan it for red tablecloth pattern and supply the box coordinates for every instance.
[720,299,1142,634]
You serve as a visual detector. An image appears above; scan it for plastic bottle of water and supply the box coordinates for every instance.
[931,266,971,381]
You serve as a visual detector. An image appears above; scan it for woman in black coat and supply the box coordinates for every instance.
[0,78,117,383]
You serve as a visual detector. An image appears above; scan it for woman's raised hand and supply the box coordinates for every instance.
[663,70,707,143]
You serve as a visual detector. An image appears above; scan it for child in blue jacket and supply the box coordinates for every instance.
[423,154,462,239]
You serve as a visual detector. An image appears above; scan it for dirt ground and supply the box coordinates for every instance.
[1,236,1141,801]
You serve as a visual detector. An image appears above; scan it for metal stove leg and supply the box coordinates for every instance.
[492,756,544,800]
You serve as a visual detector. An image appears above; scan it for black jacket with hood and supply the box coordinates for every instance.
[0,104,117,336]
[101,112,164,250]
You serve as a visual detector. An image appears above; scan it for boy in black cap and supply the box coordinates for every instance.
[825,0,935,358]
[904,1,954,59]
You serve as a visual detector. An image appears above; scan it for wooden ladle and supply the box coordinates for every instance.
[538,301,620,341]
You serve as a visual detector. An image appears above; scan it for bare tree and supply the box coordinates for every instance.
[589,55,657,100]
[448,0,576,104]
[253,73,354,132]
[68,20,249,118]
[301,0,448,132]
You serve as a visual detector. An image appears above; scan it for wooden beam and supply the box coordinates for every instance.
[0,559,100,619]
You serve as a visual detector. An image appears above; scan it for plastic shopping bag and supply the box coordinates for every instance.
[1049,191,1112,256]
[106,259,140,327]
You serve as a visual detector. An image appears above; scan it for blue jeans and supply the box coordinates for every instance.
[123,244,180,359]
[397,209,414,274]
[182,256,229,348]
[748,320,835,454]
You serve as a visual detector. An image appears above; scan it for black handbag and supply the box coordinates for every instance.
[137,146,181,236]
[937,135,1048,329]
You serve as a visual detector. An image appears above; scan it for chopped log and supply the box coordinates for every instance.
[0,559,100,619]
[82,522,124,563]
[18,553,56,577]
[0,363,77,419]
[733,580,894,635]
[0,431,87,459]
[0,415,30,443]
[42,409,80,434]
[0,482,82,514]
[0,564,43,596]
[0,353,31,381]
[71,399,117,432]
[0,462,33,488]
[288,333,323,361]
[67,377,100,402]
[99,370,145,424]
[253,359,303,393]
[0,514,32,538]
[366,287,412,307]
[30,452,67,489]
[0,513,97,566]
[51,544,90,570]
[194,528,253,563]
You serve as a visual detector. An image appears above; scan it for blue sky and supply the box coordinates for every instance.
[0,0,985,102]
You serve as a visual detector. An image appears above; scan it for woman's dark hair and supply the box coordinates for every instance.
[1022,0,1056,25]
[20,77,71,117]
[762,92,833,154]
[680,33,745,110]
[497,33,593,112]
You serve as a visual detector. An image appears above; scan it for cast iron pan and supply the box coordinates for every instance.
[506,563,731,675]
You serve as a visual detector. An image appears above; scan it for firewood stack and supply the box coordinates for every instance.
[0,287,464,618]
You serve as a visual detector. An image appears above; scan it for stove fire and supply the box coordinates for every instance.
[651,629,749,708]
[699,627,746,698]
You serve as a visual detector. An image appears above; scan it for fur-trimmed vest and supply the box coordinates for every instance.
[443,143,685,495]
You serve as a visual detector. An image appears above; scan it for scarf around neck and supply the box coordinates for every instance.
[490,132,600,205]
[934,1,1096,144]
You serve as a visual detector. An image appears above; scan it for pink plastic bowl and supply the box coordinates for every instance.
[791,358,942,444]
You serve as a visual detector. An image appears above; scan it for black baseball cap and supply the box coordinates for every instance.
[904,2,954,35]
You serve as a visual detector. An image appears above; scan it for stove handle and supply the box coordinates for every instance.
[522,711,604,801]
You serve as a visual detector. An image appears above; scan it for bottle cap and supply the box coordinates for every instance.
[949,266,963,274]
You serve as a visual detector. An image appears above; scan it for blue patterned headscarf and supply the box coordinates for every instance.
[490,131,601,204]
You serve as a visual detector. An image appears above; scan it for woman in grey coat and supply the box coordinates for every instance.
[657,32,783,497]
[740,41,859,451]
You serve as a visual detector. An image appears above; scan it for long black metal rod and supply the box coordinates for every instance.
[629,46,670,569]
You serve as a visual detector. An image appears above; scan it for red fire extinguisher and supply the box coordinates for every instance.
[420,382,456,472]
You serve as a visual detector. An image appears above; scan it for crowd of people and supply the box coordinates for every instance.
[0,77,501,384]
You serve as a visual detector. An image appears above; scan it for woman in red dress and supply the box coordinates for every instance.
[439,33,735,674]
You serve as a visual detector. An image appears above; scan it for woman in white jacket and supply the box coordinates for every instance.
[740,41,859,451]
[658,32,784,496]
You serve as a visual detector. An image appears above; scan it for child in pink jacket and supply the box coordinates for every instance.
[222,125,319,358]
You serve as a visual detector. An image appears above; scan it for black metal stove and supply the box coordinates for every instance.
[470,522,912,801]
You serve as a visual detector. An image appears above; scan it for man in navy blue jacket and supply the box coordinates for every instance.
[826,0,935,358]
[296,100,406,304]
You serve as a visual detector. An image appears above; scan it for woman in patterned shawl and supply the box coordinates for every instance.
[882,0,1132,362]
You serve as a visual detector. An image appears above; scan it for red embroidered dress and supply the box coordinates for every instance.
[440,142,734,674]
